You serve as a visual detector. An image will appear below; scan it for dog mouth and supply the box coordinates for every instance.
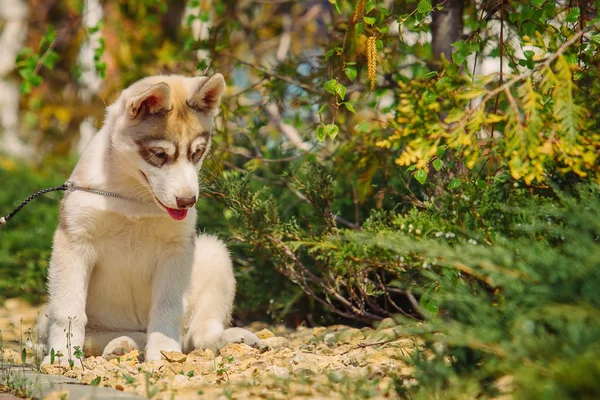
[165,207,188,221]
[139,171,189,221]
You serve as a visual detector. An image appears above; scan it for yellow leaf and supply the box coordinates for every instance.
[485,114,505,124]
[457,88,485,100]
[375,139,391,148]
[444,110,466,124]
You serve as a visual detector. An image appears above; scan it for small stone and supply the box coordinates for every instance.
[219,343,259,359]
[315,344,333,355]
[377,317,398,330]
[298,344,314,353]
[247,321,270,331]
[335,328,364,344]
[160,351,187,363]
[80,371,100,385]
[255,328,275,339]
[323,333,336,347]
[262,336,289,350]
[272,325,289,335]
[109,349,139,367]
[171,373,190,389]
[0,331,18,342]
[271,365,290,378]
[40,364,65,375]
[44,390,69,400]
[365,327,400,342]
[294,368,316,377]
[2,348,22,364]
[63,367,83,379]
[494,375,514,394]
[311,327,326,337]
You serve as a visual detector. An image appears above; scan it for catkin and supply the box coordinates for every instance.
[367,35,377,91]
[351,0,366,24]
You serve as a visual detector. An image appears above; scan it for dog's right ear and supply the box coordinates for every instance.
[126,82,172,120]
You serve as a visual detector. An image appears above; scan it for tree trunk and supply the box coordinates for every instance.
[431,0,464,68]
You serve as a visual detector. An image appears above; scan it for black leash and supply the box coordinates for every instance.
[0,181,136,227]
[0,183,69,226]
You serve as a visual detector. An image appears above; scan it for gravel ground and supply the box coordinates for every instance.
[1,299,417,399]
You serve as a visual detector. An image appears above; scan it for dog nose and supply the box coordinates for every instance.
[176,196,196,209]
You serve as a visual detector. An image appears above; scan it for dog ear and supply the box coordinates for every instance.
[126,82,172,120]
[187,73,226,114]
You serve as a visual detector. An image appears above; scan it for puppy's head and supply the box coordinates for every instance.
[112,74,225,220]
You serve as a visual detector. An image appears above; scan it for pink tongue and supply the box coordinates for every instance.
[166,208,188,220]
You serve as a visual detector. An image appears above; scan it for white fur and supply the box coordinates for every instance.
[40,75,260,365]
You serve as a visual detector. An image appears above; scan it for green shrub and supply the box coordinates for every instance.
[0,157,73,303]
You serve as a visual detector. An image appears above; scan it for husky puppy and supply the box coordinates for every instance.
[39,74,259,364]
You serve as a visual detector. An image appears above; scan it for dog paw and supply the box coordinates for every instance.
[145,334,182,362]
[215,328,262,351]
[102,336,139,360]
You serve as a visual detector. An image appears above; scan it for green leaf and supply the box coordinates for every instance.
[50,348,55,364]
[318,104,328,114]
[422,90,437,105]
[90,376,101,386]
[417,0,433,14]
[20,81,32,94]
[565,7,580,23]
[325,79,346,100]
[343,102,356,113]
[363,16,376,25]
[355,22,365,35]
[324,123,339,140]
[376,26,389,34]
[328,0,341,14]
[42,51,60,69]
[366,0,377,13]
[436,145,447,157]
[423,71,438,79]
[324,79,337,95]
[452,51,466,65]
[433,159,444,171]
[407,165,417,172]
[414,169,428,184]
[448,178,462,189]
[334,82,347,100]
[21,348,27,364]
[521,6,534,21]
[316,125,326,142]
[344,66,357,81]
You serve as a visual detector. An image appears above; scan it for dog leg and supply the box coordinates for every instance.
[182,234,261,353]
[145,246,194,361]
[43,228,96,365]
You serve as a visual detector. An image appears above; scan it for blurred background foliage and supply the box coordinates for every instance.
[1,0,599,397]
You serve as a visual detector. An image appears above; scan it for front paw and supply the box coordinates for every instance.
[219,328,262,349]
[145,334,182,361]
[102,336,140,359]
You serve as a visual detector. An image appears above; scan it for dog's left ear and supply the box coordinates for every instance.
[187,73,226,114]
[126,82,172,120]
